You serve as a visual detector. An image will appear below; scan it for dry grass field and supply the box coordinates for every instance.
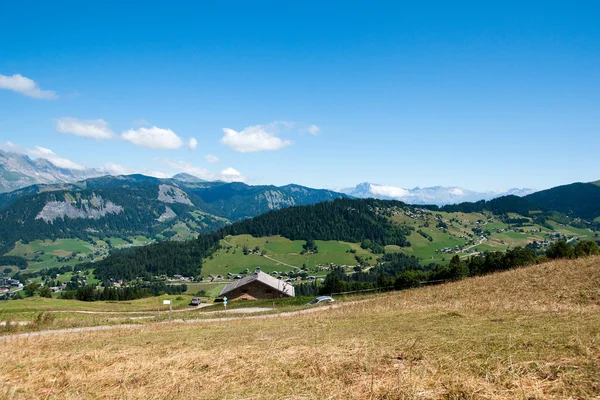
[1,257,599,399]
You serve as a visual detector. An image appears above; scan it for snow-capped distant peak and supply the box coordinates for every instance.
[340,182,536,206]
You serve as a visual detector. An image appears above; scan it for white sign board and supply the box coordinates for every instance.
[163,300,172,305]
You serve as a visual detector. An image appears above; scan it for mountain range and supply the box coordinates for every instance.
[90,182,600,281]
[0,174,346,253]
[0,150,102,193]
[0,149,539,206]
[340,182,536,205]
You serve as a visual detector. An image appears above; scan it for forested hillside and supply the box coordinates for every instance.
[423,184,600,224]
[0,185,223,254]
[524,182,600,220]
[185,182,345,220]
[92,233,222,281]
[427,195,537,215]
[222,198,413,248]
[87,198,414,280]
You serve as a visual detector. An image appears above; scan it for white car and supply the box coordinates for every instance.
[306,296,335,306]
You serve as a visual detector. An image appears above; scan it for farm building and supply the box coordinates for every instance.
[219,271,295,301]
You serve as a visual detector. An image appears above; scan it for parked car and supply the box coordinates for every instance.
[190,297,203,306]
[305,296,335,306]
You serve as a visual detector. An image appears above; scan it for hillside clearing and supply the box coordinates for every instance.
[1,257,599,399]
[200,234,376,276]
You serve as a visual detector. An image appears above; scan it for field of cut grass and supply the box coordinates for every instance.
[7,239,95,270]
[201,235,375,276]
[404,230,466,261]
[546,222,593,238]
[5,236,155,273]
[1,257,598,399]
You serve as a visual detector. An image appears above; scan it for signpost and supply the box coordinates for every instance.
[163,299,172,321]
[223,296,228,311]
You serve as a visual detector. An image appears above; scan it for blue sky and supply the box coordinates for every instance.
[1,1,599,191]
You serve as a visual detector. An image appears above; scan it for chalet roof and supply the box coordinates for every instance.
[219,271,295,297]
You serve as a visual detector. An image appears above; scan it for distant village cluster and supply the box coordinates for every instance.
[0,277,23,299]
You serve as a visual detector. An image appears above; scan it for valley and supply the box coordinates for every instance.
[2,181,599,290]
[3,8,598,399]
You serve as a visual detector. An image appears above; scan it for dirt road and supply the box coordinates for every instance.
[0,303,345,341]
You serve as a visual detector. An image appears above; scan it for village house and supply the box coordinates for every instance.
[219,271,295,301]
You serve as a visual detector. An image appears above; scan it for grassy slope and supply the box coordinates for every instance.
[389,209,593,262]
[1,257,598,399]
[0,294,194,313]
[5,236,155,273]
[200,234,376,277]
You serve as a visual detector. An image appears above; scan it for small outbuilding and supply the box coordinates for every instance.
[219,271,295,301]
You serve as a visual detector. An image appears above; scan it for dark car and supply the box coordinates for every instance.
[190,297,203,306]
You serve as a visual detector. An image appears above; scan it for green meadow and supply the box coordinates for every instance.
[200,235,376,277]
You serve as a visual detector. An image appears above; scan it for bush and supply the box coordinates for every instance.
[394,270,424,290]
[546,241,574,259]
[24,283,41,297]
[38,286,53,298]
[574,240,600,258]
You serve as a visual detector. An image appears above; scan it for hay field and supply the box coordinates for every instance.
[1,257,599,399]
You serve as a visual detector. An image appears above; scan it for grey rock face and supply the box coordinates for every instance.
[157,206,177,222]
[35,193,124,223]
[158,184,193,206]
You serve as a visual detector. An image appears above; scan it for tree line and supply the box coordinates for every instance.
[60,282,188,302]
[314,239,600,296]
[91,232,222,281]
[223,198,413,251]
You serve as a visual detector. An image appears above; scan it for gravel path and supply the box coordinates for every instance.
[49,304,213,315]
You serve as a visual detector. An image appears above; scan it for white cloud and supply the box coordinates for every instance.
[369,184,409,199]
[28,146,85,170]
[0,74,57,99]
[220,167,243,181]
[205,154,220,163]
[188,138,198,150]
[56,117,115,140]
[307,125,320,135]
[157,158,246,182]
[132,119,151,127]
[221,123,293,153]
[0,141,17,151]
[146,170,172,179]
[102,162,170,178]
[103,163,137,175]
[121,126,184,149]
